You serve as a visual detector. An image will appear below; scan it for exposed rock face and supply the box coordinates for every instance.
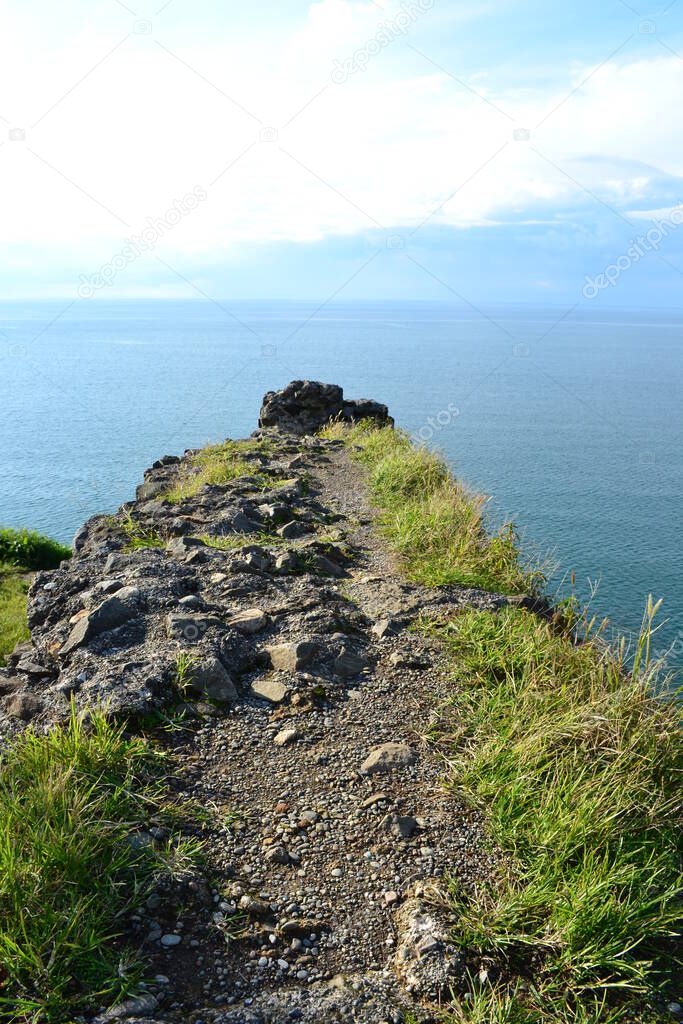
[0,382,520,1023]
[258,380,393,435]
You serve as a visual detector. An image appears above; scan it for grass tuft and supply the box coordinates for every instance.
[0,528,70,571]
[118,510,165,550]
[164,439,272,504]
[321,422,542,594]
[430,599,682,1020]
[0,707,196,1023]
[0,570,30,665]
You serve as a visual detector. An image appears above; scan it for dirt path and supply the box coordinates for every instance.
[120,439,512,1024]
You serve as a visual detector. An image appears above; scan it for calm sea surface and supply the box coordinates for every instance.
[1,300,681,673]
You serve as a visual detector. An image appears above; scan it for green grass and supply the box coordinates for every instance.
[0,570,30,665]
[164,439,272,504]
[0,707,199,1023]
[0,528,70,665]
[117,510,165,550]
[0,528,70,571]
[429,599,681,1022]
[197,530,286,551]
[320,421,542,595]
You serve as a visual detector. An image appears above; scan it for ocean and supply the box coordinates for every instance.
[1,300,681,674]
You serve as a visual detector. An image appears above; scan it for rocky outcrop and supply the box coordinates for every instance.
[258,380,392,435]
[0,382,516,1024]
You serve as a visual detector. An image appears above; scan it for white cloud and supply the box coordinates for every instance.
[0,0,682,271]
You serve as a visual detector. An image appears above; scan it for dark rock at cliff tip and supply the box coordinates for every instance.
[258,380,393,435]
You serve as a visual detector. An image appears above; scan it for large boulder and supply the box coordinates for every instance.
[258,380,392,435]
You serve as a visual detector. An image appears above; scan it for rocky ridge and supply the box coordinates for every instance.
[0,381,526,1023]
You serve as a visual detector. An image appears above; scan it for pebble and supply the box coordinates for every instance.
[160,933,182,947]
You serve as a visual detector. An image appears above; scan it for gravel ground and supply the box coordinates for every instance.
[103,438,515,1024]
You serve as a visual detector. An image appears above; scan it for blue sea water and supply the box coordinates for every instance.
[1,300,681,673]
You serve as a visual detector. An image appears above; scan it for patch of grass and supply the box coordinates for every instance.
[0,570,30,665]
[164,438,273,504]
[432,599,682,1021]
[172,651,197,698]
[197,531,285,551]
[442,982,646,1024]
[320,422,542,595]
[0,528,70,571]
[0,707,199,1023]
[119,510,165,550]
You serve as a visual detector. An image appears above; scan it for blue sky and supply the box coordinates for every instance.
[1,0,683,306]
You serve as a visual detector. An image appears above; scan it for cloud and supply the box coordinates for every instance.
[0,0,682,292]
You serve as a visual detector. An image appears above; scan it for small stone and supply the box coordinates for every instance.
[189,657,238,703]
[167,535,207,557]
[276,520,308,539]
[228,608,269,634]
[160,933,182,947]
[384,891,399,905]
[60,594,139,654]
[372,618,400,640]
[274,727,300,746]
[389,650,431,669]
[239,895,272,918]
[5,692,43,721]
[251,678,288,705]
[387,814,418,838]
[360,742,417,775]
[265,845,290,865]
[165,613,221,642]
[266,641,321,672]
[361,792,390,808]
[91,994,158,1022]
[274,551,299,573]
[333,648,367,679]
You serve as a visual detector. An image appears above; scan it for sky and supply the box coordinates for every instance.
[1,0,683,306]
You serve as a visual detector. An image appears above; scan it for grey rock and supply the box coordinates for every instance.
[5,692,44,721]
[394,895,466,999]
[189,657,238,703]
[276,520,309,540]
[60,595,139,654]
[389,649,431,669]
[333,648,366,679]
[266,641,321,672]
[372,618,401,640]
[228,608,269,633]
[264,844,291,865]
[274,551,299,573]
[258,380,392,435]
[165,613,221,642]
[360,742,417,775]
[166,535,206,557]
[309,554,344,577]
[251,677,287,704]
[274,726,300,746]
[91,994,158,1022]
[384,814,419,838]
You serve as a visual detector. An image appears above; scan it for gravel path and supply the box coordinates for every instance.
[111,438,513,1024]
